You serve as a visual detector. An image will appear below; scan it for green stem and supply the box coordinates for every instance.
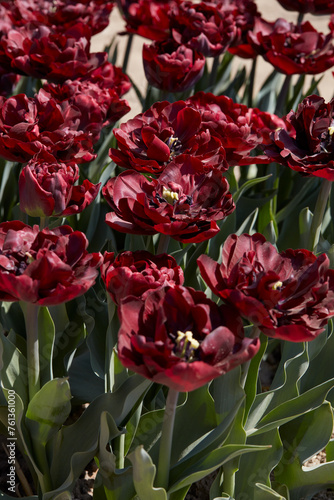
[105,295,117,393]
[209,56,220,88]
[247,57,257,108]
[297,12,304,25]
[24,303,40,401]
[39,216,49,230]
[122,33,134,74]
[222,461,236,497]
[275,74,292,116]
[157,234,170,254]
[156,388,179,490]
[308,178,332,252]
[240,326,261,388]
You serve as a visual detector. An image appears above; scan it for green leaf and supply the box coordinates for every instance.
[274,406,334,500]
[247,378,334,436]
[169,444,271,494]
[255,483,287,500]
[128,446,167,500]
[25,378,71,446]
[234,175,272,204]
[0,332,28,408]
[235,429,283,499]
[37,306,55,385]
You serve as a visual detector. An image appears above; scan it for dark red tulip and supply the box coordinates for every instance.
[1,22,107,83]
[186,92,273,166]
[0,90,96,164]
[264,94,334,180]
[1,0,115,34]
[103,156,235,243]
[248,18,334,75]
[19,152,100,217]
[117,285,260,392]
[198,233,334,342]
[116,0,180,41]
[143,38,205,92]
[170,1,236,58]
[109,100,227,175]
[0,221,102,305]
[101,250,184,304]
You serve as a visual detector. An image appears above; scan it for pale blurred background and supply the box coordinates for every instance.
[90,1,334,120]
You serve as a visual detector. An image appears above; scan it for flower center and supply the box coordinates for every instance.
[329,126,334,136]
[164,135,182,158]
[175,330,200,362]
[270,280,283,291]
[162,187,179,204]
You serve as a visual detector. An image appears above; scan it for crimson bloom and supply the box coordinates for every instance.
[170,1,236,58]
[143,38,205,93]
[19,152,100,217]
[117,285,260,392]
[4,0,115,34]
[116,0,180,41]
[186,92,273,166]
[248,18,334,75]
[109,100,227,175]
[103,156,235,243]
[101,250,184,304]
[1,22,107,83]
[197,233,334,342]
[0,221,102,306]
[276,0,334,14]
[0,90,96,164]
[264,94,334,180]
[222,0,261,59]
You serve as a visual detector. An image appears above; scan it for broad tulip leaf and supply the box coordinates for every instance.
[247,378,334,436]
[278,402,333,464]
[46,408,121,499]
[93,468,136,500]
[128,446,167,500]
[37,306,55,384]
[326,439,334,462]
[25,378,71,446]
[255,483,286,500]
[48,376,150,490]
[0,332,28,408]
[274,403,334,499]
[169,444,271,494]
[235,429,283,500]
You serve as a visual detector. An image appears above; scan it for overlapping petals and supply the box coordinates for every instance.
[222,0,260,59]
[264,94,334,180]
[101,250,184,304]
[186,92,275,166]
[117,285,260,392]
[19,152,100,217]
[248,18,334,75]
[0,90,96,164]
[170,1,236,58]
[197,233,334,342]
[109,100,227,175]
[0,221,102,305]
[143,38,205,92]
[2,0,115,34]
[0,22,107,83]
[116,0,180,41]
[103,157,235,243]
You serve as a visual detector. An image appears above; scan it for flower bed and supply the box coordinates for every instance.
[0,1,334,499]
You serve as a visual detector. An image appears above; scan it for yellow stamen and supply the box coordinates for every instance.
[162,187,179,204]
[176,330,200,361]
[329,126,334,136]
[271,280,283,291]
